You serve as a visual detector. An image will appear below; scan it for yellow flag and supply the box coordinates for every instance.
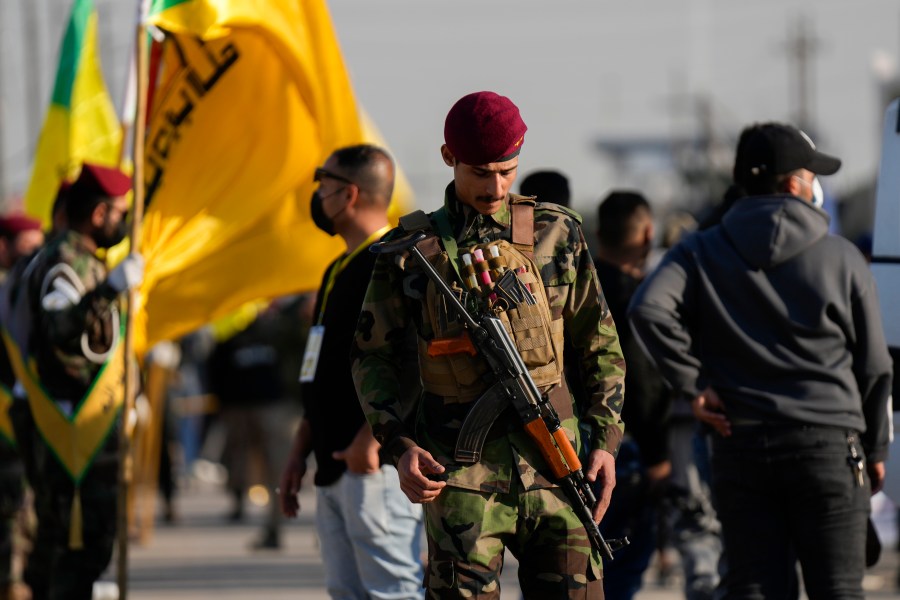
[23,0,122,228]
[136,0,412,355]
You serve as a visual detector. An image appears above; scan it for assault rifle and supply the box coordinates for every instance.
[373,231,628,561]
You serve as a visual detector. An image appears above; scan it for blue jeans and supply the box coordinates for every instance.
[599,438,656,600]
[666,419,723,600]
[710,424,870,600]
[316,465,425,600]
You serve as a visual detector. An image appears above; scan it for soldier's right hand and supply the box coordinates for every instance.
[279,457,307,518]
[398,446,446,504]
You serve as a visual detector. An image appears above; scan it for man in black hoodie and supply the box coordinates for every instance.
[628,122,892,599]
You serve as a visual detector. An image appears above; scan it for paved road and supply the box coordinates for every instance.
[108,478,899,599]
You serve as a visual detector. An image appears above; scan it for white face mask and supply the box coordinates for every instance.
[811,177,824,208]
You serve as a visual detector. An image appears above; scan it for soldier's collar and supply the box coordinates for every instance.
[443,183,511,237]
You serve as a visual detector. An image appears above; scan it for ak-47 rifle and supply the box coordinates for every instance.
[373,231,628,561]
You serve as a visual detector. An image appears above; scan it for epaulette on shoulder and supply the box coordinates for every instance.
[508,193,536,207]
[397,209,433,233]
[534,201,583,224]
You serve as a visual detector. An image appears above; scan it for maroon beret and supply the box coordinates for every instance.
[0,213,42,238]
[444,91,527,165]
[71,162,132,198]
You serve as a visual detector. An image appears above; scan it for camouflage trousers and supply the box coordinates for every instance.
[22,424,118,600]
[424,482,602,599]
[0,452,25,589]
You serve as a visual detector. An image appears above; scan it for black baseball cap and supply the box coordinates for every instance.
[733,123,841,185]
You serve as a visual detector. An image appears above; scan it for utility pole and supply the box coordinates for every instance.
[664,86,723,206]
[22,0,44,157]
[786,17,820,134]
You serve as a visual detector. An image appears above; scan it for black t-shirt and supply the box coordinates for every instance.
[304,247,378,486]
[208,315,284,407]
[595,259,672,467]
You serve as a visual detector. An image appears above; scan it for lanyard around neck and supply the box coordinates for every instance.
[317,225,391,324]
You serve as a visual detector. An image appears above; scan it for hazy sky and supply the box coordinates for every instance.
[1,0,898,218]
[327,1,900,215]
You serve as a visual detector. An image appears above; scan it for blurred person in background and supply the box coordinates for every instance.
[0,215,43,276]
[593,190,672,599]
[518,169,571,208]
[12,163,143,599]
[280,144,425,600]
[653,210,725,600]
[208,305,298,550]
[0,213,44,600]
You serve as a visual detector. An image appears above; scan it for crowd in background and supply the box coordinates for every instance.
[0,152,891,599]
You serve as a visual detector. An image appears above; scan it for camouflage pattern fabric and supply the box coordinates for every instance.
[24,432,118,600]
[25,230,119,402]
[351,184,625,590]
[0,443,23,589]
[352,185,624,478]
[0,262,37,594]
[425,483,601,599]
[16,230,120,600]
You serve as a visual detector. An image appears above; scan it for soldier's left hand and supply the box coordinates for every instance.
[585,449,616,524]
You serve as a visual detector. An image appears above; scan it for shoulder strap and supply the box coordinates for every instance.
[398,208,443,259]
[398,210,432,233]
[509,195,535,251]
[397,208,461,280]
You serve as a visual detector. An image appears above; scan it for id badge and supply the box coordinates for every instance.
[299,325,325,382]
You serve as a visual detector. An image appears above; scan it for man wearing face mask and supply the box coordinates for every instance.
[629,122,892,598]
[280,144,425,600]
[9,162,143,599]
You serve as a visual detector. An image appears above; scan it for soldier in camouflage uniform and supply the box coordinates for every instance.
[11,163,143,600]
[0,214,44,600]
[351,91,625,599]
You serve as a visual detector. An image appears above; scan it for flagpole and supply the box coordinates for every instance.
[117,7,150,598]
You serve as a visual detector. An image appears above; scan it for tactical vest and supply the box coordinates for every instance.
[399,197,567,405]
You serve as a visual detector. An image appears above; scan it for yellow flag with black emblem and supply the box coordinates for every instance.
[135,0,413,356]
[0,328,124,484]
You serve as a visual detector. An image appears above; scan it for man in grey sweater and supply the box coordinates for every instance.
[629,122,892,600]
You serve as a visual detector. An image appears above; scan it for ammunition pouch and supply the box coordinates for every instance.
[400,204,564,404]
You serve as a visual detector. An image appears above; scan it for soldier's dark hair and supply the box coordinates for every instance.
[331,144,395,203]
[65,184,107,227]
[597,191,650,250]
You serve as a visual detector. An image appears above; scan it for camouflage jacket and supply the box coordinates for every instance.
[25,231,120,403]
[351,184,625,493]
